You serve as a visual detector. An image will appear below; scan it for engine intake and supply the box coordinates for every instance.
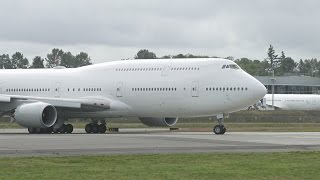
[14,102,57,128]
[139,117,178,127]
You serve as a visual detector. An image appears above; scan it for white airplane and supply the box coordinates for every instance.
[0,58,266,135]
[264,94,320,111]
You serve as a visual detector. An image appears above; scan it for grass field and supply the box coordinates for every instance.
[0,152,320,179]
[2,109,320,132]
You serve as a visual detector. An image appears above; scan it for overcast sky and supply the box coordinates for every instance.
[0,0,319,63]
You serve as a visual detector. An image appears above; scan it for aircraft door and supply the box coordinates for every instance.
[161,66,171,77]
[116,82,123,97]
[191,81,199,97]
[54,82,61,98]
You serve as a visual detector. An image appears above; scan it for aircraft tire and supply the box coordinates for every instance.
[47,127,54,133]
[221,126,226,134]
[66,124,73,134]
[99,124,107,133]
[91,124,99,133]
[85,124,92,133]
[34,128,41,134]
[213,125,226,135]
[53,129,59,134]
[28,127,35,134]
[58,124,67,133]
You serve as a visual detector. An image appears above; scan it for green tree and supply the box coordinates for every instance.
[299,58,320,76]
[173,54,186,58]
[46,48,64,68]
[298,59,308,74]
[267,45,280,70]
[278,57,296,75]
[30,56,45,68]
[280,51,286,60]
[0,54,13,69]
[234,58,269,76]
[11,52,29,69]
[60,52,75,68]
[161,55,172,59]
[135,49,157,59]
[235,58,251,75]
[160,54,210,59]
[74,52,92,67]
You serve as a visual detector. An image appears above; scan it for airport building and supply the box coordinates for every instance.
[255,75,320,94]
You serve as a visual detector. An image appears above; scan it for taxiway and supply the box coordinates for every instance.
[0,129,320,156]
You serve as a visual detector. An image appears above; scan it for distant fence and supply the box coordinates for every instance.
[1,110,320,124]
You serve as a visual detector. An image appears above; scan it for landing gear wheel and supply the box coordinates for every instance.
[28,127,35,134]
[40,127,52,134]
[53,129,59,134]
[46,127,54,134]
[99,124,107,133]
[34,128,41,134]
[58,124,67,133]
[221,126,226,134]
[213,125,226,135]
[66,124,73,134]
[91,124,99,133]
[85,124,92,133]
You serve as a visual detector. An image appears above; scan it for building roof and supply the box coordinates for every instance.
[255,76,320,86]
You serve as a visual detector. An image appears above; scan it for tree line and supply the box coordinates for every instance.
[2,47,320,77]
[134,47,320,77]
[0,48,92,69]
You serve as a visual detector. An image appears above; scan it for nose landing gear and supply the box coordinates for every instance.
[213,114,227,135]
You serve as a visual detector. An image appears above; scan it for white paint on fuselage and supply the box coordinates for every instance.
[264,94,320,111]
[0,58,266,118]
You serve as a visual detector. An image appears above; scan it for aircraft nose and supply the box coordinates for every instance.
[253,80,267,100]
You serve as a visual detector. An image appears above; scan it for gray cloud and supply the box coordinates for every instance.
[1,0,320,62]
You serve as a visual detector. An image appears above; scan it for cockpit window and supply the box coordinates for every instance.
[229,64,240,69]
[222,64,240,69]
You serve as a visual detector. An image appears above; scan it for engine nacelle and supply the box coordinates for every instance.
[139,117,178,127]
[14,102,57,128]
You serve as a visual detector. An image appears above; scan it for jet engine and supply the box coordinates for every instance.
[139,117,178,127]
[14,102,57,128]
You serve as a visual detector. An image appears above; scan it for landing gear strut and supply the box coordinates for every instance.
[213,114,227,135]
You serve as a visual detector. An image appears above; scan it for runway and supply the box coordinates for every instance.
[1,129,320,156]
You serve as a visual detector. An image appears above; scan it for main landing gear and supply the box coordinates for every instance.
[53,124,73,134]
[85,123,107,134]
[28,124,74,134]
[85,118,107,134]
[28,127,53,134]
[213,114,227,135]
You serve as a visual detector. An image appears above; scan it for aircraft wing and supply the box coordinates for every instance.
[0,94,129,114]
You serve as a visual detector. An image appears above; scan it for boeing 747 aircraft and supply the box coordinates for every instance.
[0,58,266,134]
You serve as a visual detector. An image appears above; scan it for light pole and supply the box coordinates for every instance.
[270,70,276,109]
